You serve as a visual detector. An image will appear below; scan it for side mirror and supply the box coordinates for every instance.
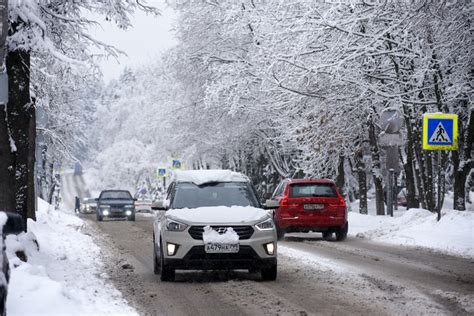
[262,192,272,200]
[133,198,137,201]
[264,199,280,210]
[3,212,25,236]
[151,200,168,211]
[94,198,99,202]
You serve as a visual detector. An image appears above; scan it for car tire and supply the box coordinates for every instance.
[129,212,136,221]
[153,237,160,275]
[97,214,103,222]
[335,222,348,241]
[322,231,332,241]
[160,243,175,282]
[261,263,277,281]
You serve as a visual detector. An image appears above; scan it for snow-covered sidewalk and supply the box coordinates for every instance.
[349,197,474,259]
[6,198,137,315]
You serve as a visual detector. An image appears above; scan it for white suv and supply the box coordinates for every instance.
[152,170,278,281]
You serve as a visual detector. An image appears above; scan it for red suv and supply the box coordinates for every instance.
[270,179,348,241]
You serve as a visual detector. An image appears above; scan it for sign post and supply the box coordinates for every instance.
[379,109,404,215]
[156,167,168,191]
[422,113,458,221]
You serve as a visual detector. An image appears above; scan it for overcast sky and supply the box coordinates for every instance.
[89,1,178,82]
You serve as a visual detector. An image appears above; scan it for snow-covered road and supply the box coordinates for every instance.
[82,214,474,316]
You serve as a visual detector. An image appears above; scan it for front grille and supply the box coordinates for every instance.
[188,226,254,240]
[185,246,258,261]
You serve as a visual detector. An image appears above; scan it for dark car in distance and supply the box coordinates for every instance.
[96,190,136,221]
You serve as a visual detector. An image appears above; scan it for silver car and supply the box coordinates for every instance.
[152,170,278,282]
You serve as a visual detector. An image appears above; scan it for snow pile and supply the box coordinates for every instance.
[202,226,239,244]
[349,208,474,258]
[6,198,137,316]
[173,169,249,185]
[278,246,348,273]
[167,206,268,224]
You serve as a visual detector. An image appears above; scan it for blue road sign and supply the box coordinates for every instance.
[171,159,182,170]
[422,113,458,150]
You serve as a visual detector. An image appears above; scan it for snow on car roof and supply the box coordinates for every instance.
[173,169,249,185]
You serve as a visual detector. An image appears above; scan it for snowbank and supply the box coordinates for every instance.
[172,169,249,185]
[167,206,268,224]
[6,198,137,316]
[349,207,474,259]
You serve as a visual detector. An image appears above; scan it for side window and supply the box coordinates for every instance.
[272,181,286,198]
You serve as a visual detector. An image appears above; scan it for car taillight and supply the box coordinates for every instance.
[328,197,346,207]
[279,197,299,207]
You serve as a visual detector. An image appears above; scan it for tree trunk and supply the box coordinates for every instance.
[453,108,474,210]
[0,106,16,212]
[400,105,420,209]
[424,150,436,212]
[27,100,36,220]
[6,38,34,228]
[399,147,418,209]
[335,154,345,197]
[368,116,385,215]
[355,150,368,214]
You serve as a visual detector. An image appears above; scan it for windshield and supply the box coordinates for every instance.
[100,191,132,200]
[290,183,337,198]
[172,182,259,209]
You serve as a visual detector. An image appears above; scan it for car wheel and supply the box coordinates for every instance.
[160,243,175,282]
[153,236,160,275]
[322,231,332,241]
[97,214,103,222]
[335,222,348,241]
[128,212,136,221]
[261,263,277,281]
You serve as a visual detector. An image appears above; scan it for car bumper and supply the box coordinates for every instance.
[277,216,346,231]
[164,246,277,270]
[101,210,134,218]
[160,228,277,270]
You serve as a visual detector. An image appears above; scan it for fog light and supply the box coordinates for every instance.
[167,243,178,256]
[264,242,275,255]
[125,210,132,216]
[103,210,109,216]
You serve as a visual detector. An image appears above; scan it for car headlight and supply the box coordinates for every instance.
[255,218,274,231]
[165,219,188,231]
[124,205,134,209]
[100,205,110,210]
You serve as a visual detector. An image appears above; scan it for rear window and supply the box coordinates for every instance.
[290,183,337,198]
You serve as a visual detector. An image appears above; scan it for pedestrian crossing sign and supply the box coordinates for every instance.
[422,113,458,150]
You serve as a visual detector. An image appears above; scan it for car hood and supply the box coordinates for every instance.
[166,206,269,225]
[98,200,134,206]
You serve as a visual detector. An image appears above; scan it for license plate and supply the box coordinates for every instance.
[304,204,324,210]
[205,243,239,253]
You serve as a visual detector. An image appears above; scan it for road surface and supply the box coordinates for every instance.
[80,214,474,316]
